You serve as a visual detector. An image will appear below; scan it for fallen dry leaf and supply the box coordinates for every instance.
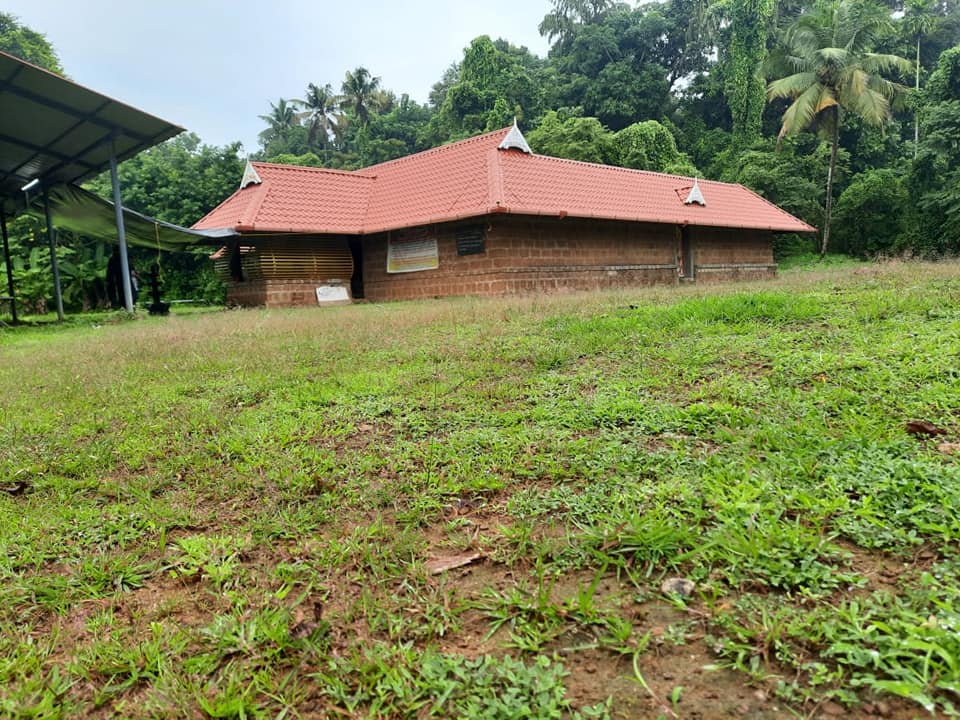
[425,551,484,575]
[905,420,948,437]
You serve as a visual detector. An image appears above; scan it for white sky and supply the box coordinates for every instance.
[4,1,553,155]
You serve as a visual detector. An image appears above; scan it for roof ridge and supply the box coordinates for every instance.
[239,180,272,229]
[486,148,505,209]
[354,126,512,175]
[358,175,377,233]
[252,161,370,179]
[523,152,700,183]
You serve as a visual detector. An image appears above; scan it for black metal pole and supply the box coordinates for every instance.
[0,206,17,323]
[43,189,65,322]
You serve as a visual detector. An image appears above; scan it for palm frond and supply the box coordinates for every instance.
[862,53,914,78]
[844,67,869,100]
[767,72,818,101]
[848,87,891,126]
[778,82,833,139]
[866,74,909,100]
[814,85,838,113]
[815,47,851,67]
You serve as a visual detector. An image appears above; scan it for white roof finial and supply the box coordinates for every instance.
[498,120,532,154]
[240,161,262,189]
[684,178,706,206]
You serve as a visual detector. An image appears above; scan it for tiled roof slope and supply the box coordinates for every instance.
[357,128,512,233]
[193,127,815,234]
[194,162,373,233]
[496,152,813,232]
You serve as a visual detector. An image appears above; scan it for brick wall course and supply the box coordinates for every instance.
[226,279,351,308]
[362,216,684,302]
[223,216,776,305]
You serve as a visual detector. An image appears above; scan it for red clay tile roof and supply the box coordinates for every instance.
[193,127,815,234]
[196,162,373,234]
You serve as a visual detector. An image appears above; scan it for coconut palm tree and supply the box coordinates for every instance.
[257,98,299,147]
[294,83,342,150]
[340,67,381,125]
[767,0,912,255]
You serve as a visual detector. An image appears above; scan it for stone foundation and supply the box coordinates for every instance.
[226,279,351,308]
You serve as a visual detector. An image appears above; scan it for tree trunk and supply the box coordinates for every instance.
[821,108,840,257]
[914,36,921,157]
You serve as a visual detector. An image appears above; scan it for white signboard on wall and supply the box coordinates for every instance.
[387,227,439,273]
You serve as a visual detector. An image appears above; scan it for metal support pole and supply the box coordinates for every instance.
[43,189,65,322]
[0,206,17,323]
[109,137,134,312]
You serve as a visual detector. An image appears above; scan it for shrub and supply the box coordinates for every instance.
[831,169,908,257]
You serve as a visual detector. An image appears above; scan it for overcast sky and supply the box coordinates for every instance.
[4,1,552,155]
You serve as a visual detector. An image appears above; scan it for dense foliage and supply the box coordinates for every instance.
[2,1,960,312]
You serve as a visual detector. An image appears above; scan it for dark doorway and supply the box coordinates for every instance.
[348,237,364,299]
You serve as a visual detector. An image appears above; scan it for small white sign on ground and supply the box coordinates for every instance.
[315,285,351,305]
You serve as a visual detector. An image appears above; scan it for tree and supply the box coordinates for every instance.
[0,12,63,73]
[294,83,342,150]
[901,0,943,154]
[361,94,435,165]
[539,0,617,51]
[258,98,299,148]
[903,44,960,255]
[722,0,778,148]
[526,109,614,163]
[429,63,460,109]
[340,67,382,124]
[730,136,843,256]
[431,37,548,141]
[831,168,908,255]
[614,120,699,175]
[546,5,682,130]
[767,0,912,255]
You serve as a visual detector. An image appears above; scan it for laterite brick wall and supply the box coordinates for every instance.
[221,220,778,306]
[362,216,681,302]
[692,228,777,283]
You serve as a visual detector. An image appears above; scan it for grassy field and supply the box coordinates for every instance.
[1,261,959,719]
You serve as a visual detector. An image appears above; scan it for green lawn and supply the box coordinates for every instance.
[1,261,959,719]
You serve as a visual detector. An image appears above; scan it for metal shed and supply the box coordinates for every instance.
[0,49,212,320]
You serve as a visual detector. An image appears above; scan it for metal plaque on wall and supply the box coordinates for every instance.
[456,226,485,256]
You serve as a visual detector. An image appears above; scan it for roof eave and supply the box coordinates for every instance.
[210,212,815,236]
[479,206,817,233]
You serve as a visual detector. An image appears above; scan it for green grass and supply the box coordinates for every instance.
[1,261,959,718]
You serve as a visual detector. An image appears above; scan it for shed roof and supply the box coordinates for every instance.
[194,126,815,235]
[0,50,183,214]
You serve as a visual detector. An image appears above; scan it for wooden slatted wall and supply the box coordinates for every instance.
[214,235,354,281]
